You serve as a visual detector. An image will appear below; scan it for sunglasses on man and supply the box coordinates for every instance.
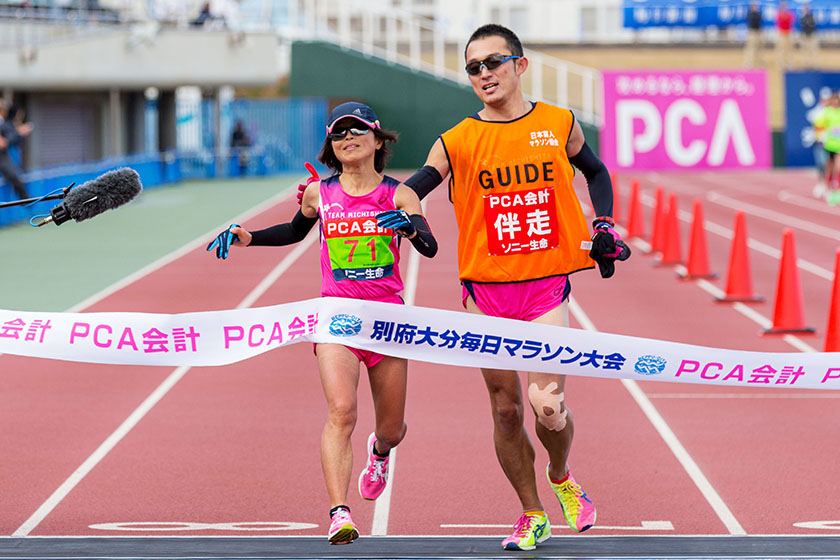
[465,53,520,76]
[328,126,372,141]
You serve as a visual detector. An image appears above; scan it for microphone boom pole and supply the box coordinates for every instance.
[0,189,73,210]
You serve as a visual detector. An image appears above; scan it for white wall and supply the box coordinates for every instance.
[427,0,627,44]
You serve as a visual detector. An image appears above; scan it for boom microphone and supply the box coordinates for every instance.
[37,167,143,227]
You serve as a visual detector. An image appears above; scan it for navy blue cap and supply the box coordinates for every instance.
[326,102,381,134]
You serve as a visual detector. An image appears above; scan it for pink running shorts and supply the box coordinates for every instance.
[347,347,386,369]
[312,341,387,369]
[462,275,570,322]
[312,343,385,368]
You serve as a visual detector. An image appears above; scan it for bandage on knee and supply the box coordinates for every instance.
[528,381,567,431]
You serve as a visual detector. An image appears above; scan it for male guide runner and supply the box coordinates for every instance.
[401,24,629,551]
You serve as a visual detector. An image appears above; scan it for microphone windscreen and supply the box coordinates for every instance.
[64,167,143,223]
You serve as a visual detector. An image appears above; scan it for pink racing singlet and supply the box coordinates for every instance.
[318,174,404,303]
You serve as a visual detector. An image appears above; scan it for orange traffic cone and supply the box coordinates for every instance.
[626,178,644,239]
[679,199,717,280]
[763,229,815,335]
[611,172,622,225]
[825,249,840,351]
[658,192,683,266]
[716,211,763,303]
[650,186,666,254]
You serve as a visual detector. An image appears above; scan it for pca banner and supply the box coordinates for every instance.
[1,298,840,391]
[601,70,771,171]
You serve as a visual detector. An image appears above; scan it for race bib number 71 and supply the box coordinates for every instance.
[483,187,559,256]
[324,217,394,281]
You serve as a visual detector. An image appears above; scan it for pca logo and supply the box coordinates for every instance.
[329,314,362,337]
[634,355,667,376]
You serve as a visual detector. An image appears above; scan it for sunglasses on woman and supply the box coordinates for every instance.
[465,53,520,76]
[328,126,372,141]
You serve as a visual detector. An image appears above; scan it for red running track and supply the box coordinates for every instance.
[1,169,840,540]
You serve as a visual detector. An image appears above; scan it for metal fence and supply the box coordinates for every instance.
[172,97,327,179]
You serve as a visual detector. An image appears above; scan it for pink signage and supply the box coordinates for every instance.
[600,70,770,170]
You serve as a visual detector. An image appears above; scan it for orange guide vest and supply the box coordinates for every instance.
[440,102,595,283]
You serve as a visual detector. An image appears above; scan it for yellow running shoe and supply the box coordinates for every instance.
[547,464,596,532]
[501,511,551,550]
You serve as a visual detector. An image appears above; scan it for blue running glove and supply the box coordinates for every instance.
[206,223,240,260]
[376,209,416,236]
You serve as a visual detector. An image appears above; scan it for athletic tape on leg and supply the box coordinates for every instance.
[528,382,567,431]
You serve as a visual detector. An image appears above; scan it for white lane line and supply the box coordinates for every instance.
[12,229,317,537]
[637,193,833,281]
[680,172,838,278]
[628,248,818,354]
[370,200,426,536]
[66,182,301,313]
[0,183,300,360]
[649,393,840,399]
[236,235,317,310]
[12,366,191,538]
[778,190,840,215]
[625,235,819,352]
[620,379,747,535]
[691,276,818,354]
[705,191,840,243]
[568,297,747,536]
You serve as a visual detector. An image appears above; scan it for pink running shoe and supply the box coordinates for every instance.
[358,432,390,500]
[328,507,359,544]
[501,512,551,550]
[547,464,596,532]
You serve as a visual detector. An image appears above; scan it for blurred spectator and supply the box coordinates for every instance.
[812,94,829,198]
[6,105,25,166]
[744,2,763,67]
[799,5,818,68]
[230,120,251,176]
[187,0,237,29]
[190,1,213,26]
[0,101,33,201]
[775,1,794,69]
[814,91,840,204]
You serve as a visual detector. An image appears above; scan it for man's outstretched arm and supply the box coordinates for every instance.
[402,138,450,201]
